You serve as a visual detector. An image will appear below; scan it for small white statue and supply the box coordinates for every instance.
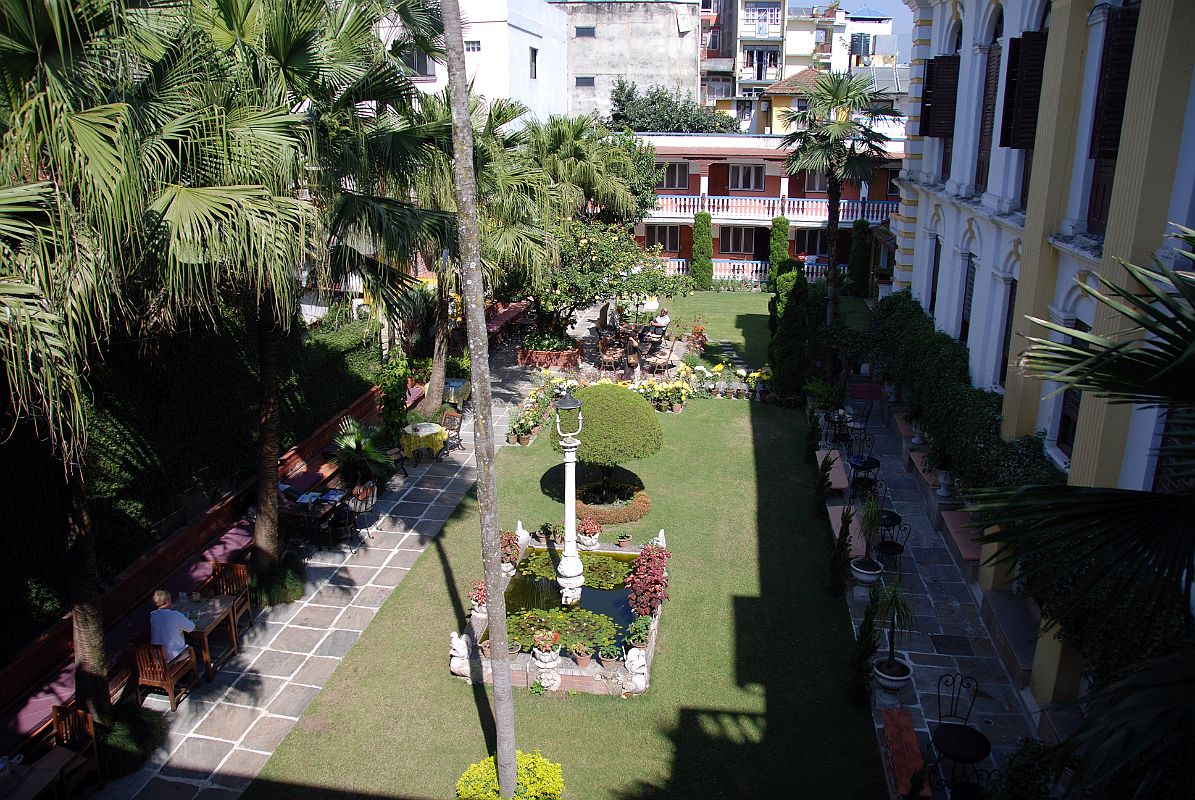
[649,529,666,549]
[515,520,531,550]
[624,646,649,694]
[560,585,582,605]
[537,667,561,692]
[449,631,474,679]
[532,645,561,691]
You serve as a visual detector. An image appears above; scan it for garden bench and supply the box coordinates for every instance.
[881,707,930,798]
[815,449,850,496]
[939,510,981,582]
[825,503,867,557]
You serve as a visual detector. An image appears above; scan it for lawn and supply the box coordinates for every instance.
[643,291,772,367]
[247,399,883,800]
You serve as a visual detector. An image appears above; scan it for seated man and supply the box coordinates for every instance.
[647,308,670,336]
[150,589,195,662]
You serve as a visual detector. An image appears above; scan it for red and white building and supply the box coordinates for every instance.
[632,132,903,284]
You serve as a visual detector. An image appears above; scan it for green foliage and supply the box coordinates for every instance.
[691,212,713,290]
[329,417,394,487]
[803,378,844,411]
[456,750,564,800]
[607,78,739,133]
[829,503,854,595]
[446,353,472,379]
[875,580,914,667]
[518,550,631,591]
[769,270,821,396]
[376,351,410,440]
[804,406,822,464]
[507,607,620,652]
[813,452,834,510]
[251,550,307,607]
[768,217,790,288]
[98,698,167,777]
[528,681,547,696]
[850,588,880,704]
[551,383,663,472]
[606,130,665,224]
[987,740,1055,800]
[522,331,576,352]
[626,614,653,645]
[846,219,871,297]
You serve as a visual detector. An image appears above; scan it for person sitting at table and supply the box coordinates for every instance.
[647,308,670,335]
[150,589,195,662]
[608,304,624,329]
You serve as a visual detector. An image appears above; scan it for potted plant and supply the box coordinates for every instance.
[577,516,602,549]
[468,580,487,617]
[537,521,565,546]
[511,415,533,446]
[617,532,632,548]
[329,417,395,508]
[849,499,884,586]
[506,430,519,445]
[532,628,560,656]
[571,641,593,668]
[926,439,955,498]
[597,644,623,667]
[873,579,915,690]
[500,529,520,576]
[626,615,653,648]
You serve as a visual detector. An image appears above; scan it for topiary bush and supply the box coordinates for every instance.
[768,216,790,289]
[691,211,713,290]
[846,218,871,296]
[456,750,564,800]
[552,384,662,500]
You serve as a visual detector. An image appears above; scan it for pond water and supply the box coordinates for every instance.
[504,549,637,647]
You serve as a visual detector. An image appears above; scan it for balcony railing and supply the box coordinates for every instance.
[660,258,843,284]
[653,195,898,224]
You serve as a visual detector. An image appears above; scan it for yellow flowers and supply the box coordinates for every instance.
[712,363,725,374]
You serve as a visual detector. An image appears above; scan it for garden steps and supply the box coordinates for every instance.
[825,503,868,557]
[816,449,850,496]
[939,510,981,582]
[880,707,930,798]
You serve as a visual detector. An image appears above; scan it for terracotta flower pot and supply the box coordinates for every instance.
[574,652,593,668]
[597,652,622,668]
[517,434,531,446]
[671,403,683,413]
[617,537,632,548]
[506,432,518,444]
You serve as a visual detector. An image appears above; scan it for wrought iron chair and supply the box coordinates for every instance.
[437,410,465,460]
[847,398,874,433]
[645,340,677,377]
[847,432,879,499]
[51,705,103,796]
[930,674,992,788]
[876,523,912,571]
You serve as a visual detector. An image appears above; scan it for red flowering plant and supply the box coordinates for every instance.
[686,325,708,356]
[499,529,520,564]
[577,516,602,537]
[468,580,487,606]
[532,629,560,652]
[625,544,672,617]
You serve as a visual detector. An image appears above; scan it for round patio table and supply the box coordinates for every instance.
[401,422,446,458]
[933,722,992,766]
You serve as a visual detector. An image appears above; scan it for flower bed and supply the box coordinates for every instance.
[517,339,583,369]
[577,482,652,525]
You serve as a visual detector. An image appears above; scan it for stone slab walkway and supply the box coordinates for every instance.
[97,342,536,800]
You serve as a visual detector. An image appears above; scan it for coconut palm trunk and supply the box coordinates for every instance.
[254,298,283,566]
[65,468,112,726]
[824,176,842,325]
[440,0,518,794]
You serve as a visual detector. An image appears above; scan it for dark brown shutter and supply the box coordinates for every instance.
[918,57,937,136]
[929,54,960,138]
[1010,31,1047,148]
[1089,5,1139,159]
[974,42,1002,192]
[998,36,1022,148]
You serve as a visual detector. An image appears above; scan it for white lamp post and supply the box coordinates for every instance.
[555,393,585,605]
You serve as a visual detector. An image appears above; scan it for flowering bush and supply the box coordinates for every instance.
[456,750,563,800]
[532,628,561,651]
[625,544,672,617]
[500,529,520,564]
[744,365,773,390]
[578,516,602,537]
[686,324,708,355]
[468,580,487,606]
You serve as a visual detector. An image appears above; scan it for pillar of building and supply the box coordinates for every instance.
[892,1,933,289]
[1030,625,1084,705]
[977,532,1014,592]
[1000,0,1093,439]
[1067,0,1194,488]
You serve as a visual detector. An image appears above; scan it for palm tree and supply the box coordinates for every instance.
[521,115,638,223]
[780,73,901,324]
[972,227,1195,795]
[439,0,519,794]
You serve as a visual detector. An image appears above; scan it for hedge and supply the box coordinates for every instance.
[768,216,790,288]
[691,211,713,290]
[846,218,870,296]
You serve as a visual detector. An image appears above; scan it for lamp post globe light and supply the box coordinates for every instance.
[555,393,585,605]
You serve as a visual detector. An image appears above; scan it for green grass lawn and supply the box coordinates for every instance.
[247,400,882,800]
[641,291,772,368]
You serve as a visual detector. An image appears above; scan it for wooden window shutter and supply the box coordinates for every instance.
[918,57,937,136]
[974,42,1002,192]
[1089,5,1139,159]
[1011,31,1047,148]
[929,54,961,138]
[998,37,1022,148]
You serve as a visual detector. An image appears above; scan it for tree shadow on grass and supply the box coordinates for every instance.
[537,463,644,504]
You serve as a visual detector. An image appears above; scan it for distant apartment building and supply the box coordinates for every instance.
[894,0,1195,733]
[389,0,568,124]
[699,0,738,107]
[631,131,903,283]
[550,1,702,118]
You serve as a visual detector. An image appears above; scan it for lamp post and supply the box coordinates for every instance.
[555,392,585,605]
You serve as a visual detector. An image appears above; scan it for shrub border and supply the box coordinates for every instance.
[576,482,652,525]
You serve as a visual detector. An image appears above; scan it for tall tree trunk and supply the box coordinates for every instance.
[419,266,452,414]
[255,296,282,566]
[66,467,112,726]
[825,176,841,326]
[441,0,518,795]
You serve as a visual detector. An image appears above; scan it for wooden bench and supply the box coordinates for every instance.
[940,510,982,582]
[881,707,930,798]
[816,449,850,497]
[825,503,867,557]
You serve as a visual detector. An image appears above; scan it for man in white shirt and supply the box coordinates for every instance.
[150,589,195,661]
[648,308,670,335]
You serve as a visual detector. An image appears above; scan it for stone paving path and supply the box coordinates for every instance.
[98,342,536,800]
[842,407,1035,792]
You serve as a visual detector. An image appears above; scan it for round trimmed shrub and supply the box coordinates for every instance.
[456,750,564,799]
[552,384,662,498]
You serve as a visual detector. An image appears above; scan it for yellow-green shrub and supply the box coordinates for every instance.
[455,750,564,799]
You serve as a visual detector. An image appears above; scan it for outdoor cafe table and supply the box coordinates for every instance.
[401,422,446,460]
[176,594,239,681]
[0,746,79,800]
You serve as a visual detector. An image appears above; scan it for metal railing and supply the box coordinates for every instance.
[659,257,844,285]
[653,195,898,224]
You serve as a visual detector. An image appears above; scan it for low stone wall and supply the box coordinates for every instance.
[517,341,583,370]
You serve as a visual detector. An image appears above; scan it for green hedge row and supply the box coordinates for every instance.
[691,212,713,290]
[870,291,1063,489]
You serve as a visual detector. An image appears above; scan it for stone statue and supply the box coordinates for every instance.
[449,631,474,679]
[560,585,582,605]
[515,520,531,550]
[532,646,561,691]
[650,529,666,549]
[624,646,648,694]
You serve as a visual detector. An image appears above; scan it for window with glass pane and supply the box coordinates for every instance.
[529,48,538,79]
[729,164,765,190]
[1056,320,1090,457]
[575,26,595,37]
[465,40,481,52]
[723,227,755,254]
[646,225,681,252]
[805,171,827,192]
[700,0,719,12]
[576,77,595,88]
[744,2,781,24]
[656,163,690,190]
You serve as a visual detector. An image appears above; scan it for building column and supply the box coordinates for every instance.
[892,2,932,289]
[1068,0,1195,488]
[1030,625,1084,705]
[1000,0,1094,439]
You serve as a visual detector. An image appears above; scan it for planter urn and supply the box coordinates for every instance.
[935,470,953,497]
[671,403,684,413]
[850,557,883,586]
[577,533,599,550]
[471,601,487,618]
[617,537,632,548]
[873,656,914,691]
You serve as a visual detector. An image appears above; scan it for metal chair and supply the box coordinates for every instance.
[847,432,879,498]
[930,674,992,788]
[823,412,852,447]
[646,340,677,377]
[847,398,874,432]
[437,410,465,460]
[876,523,911,570]
[52,705,103,796]
[598,344,622,374]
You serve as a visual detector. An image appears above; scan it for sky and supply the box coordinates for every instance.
[851,0,914,61]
